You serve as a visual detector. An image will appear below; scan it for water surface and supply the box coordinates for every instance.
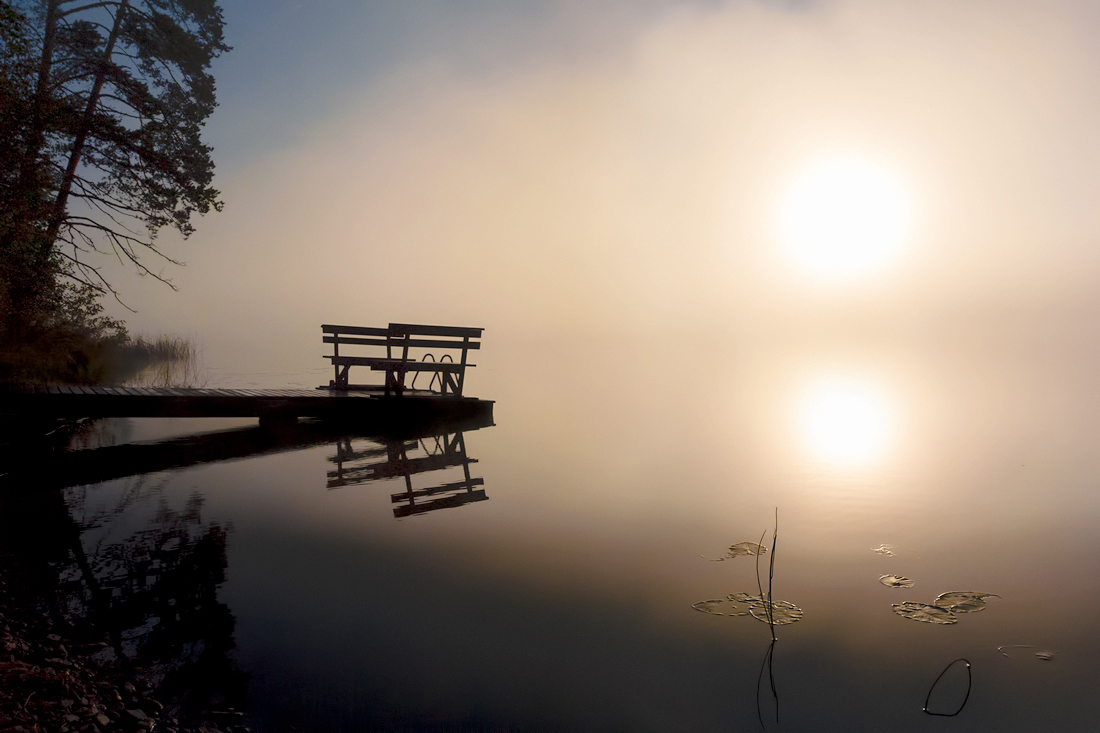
[6,333,1100,731]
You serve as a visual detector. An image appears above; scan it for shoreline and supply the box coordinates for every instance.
[0,551,245,733]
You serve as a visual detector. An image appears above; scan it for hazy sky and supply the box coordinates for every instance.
[101,0,1100,373]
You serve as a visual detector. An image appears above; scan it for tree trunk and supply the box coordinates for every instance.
[0,2,61,334]
[17,1,59,196]
[43,0,131,256]
[2,0,60,262]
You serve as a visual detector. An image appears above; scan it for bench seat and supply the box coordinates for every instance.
[330,356,466,373]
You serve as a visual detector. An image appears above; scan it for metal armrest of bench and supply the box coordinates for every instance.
[327,356,470,394]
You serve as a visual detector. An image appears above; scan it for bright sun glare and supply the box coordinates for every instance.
[779,157,911,280]
[799,379,893,466]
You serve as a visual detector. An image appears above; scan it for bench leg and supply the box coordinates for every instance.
[385,369,406,396]
[334,364,351,390]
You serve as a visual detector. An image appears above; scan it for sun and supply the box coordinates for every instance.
[778,157,911,280]
[799,378,893,466]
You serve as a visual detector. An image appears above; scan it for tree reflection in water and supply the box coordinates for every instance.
[0,474,247,722]
[0,413,494,725]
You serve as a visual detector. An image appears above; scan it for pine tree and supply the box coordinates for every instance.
[0,0,229,336]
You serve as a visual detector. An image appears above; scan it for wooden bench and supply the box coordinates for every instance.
[322,323,482,396]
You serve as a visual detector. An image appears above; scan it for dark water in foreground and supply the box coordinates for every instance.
[4,338,1100,731]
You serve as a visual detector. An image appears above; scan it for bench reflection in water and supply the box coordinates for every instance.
[327,430,487,517]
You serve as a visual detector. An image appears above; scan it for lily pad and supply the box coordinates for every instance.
[702,542,769,561]
[879,574,914,588]
[934,591,999,613]
[694,593,803,625]
[749,600,804,625]
[730,541,768,556]
[692,599,750,617]
[872,544,896,556]
[892,602,957,624]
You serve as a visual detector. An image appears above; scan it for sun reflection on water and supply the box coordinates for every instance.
[798,377,894,467]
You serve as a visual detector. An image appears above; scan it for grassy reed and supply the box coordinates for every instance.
[755,510,780,732]
[109,335,205,387]
[0,331,202,387]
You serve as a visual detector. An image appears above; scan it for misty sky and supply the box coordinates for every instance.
[100,0,1100,375]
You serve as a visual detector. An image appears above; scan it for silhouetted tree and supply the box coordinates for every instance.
[0,1,55,334]
[0,0,228,337]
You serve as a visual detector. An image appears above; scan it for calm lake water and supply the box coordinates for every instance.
[6,332,1100,731]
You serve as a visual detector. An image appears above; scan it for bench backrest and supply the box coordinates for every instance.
[322,323,482,394]
[322,323,481,359]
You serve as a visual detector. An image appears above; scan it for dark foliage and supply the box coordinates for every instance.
[0,0,228,365]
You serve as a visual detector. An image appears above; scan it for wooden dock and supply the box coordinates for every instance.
[0,384,493,428]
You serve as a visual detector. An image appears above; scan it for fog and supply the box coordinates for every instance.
[102,0,1100,377]
[32,6,1100,727]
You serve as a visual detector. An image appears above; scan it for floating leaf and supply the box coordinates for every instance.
[730,541,768,556]
[879,574,914,588]
[934,591,999,613]
[695,593,802,625]
[998,645,1054,662]
[872,544,896,556]
[893,602,957,624]
[692,599,750,617]
[997,645,1035,659]
[749,600,804,625]
[702,542,769,562]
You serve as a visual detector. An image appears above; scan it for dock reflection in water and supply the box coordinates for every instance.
[0,414,495,728]
[2,410,494,492]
